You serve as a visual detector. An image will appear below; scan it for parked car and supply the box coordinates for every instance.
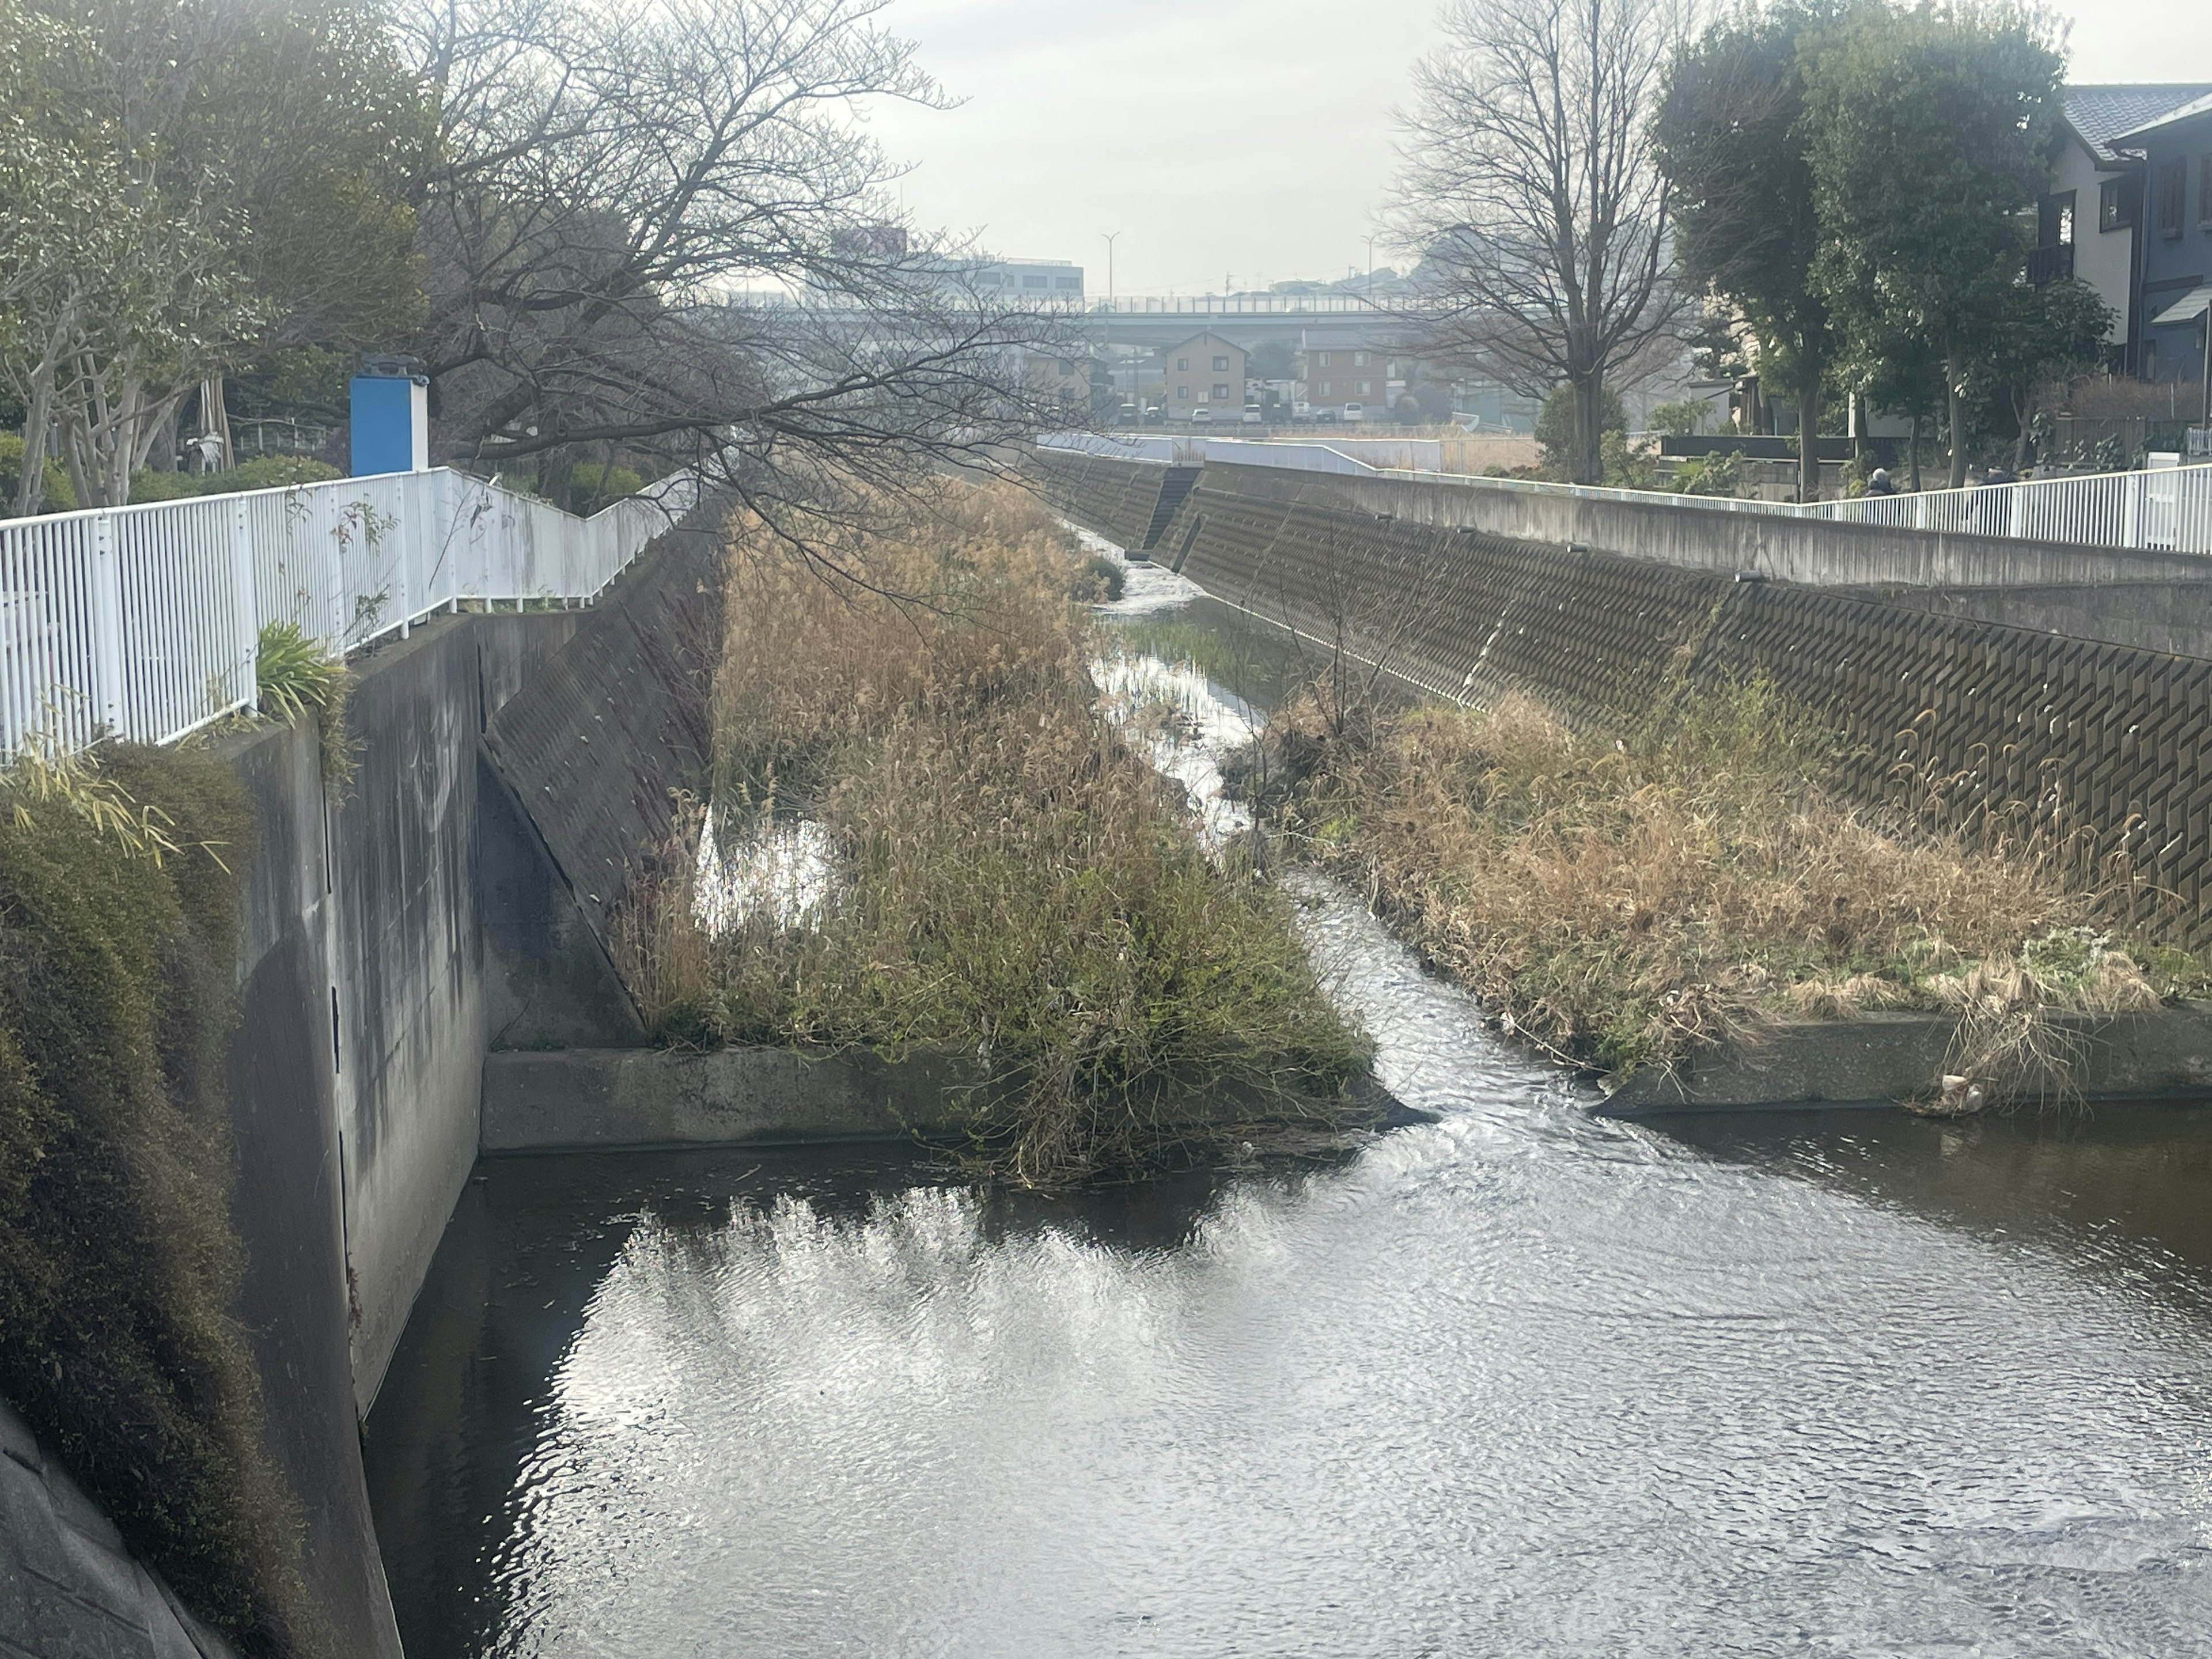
[1118,403,1139,426]
[1191,406,1212,425]
[1342,402,1365,423]
[1241,403,1263,425]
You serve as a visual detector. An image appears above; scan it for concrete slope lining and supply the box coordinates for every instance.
[482,530,724,956]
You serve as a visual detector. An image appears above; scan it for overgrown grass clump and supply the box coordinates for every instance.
[0,740,313,1654]
[616,480,1370,1183]
[1256,675,2175,1090]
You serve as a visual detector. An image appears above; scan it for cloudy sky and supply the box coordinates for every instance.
[863,0,2212,296]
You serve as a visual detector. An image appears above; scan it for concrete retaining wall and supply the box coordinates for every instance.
[217,608,585,1656]
[1602,1008,2212,1115]
[1039,453,2212,660]
[481,1048,967,1150]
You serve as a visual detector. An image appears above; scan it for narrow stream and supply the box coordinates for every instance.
[365,542,2212,1657]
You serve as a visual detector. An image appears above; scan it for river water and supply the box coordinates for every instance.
[365,551,2212,1657]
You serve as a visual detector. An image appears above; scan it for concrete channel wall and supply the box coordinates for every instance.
[118,533,717,1657]
[217,607,584,1657]
[1036,451,2212,955]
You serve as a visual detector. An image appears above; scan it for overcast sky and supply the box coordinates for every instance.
[862,0,2212,296]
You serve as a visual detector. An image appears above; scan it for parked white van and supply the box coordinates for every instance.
[1342,402,1365,423]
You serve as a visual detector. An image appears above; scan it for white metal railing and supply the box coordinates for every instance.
[1085,293,1385,315]
[1037,433,2212,554]
[1795,461,2212,551]
[1,466,697,760]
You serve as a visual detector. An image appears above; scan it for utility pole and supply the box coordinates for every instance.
[1101,231,1118,309]
[1363,234,1379,299]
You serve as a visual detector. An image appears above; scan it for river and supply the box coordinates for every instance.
[363,551,2212,1657]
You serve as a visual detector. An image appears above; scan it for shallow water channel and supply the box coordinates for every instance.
[365,554,2212,1657]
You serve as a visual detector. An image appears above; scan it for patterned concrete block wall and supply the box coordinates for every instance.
[1057,464,2212,952]
[1,1400,236,1658]
[1029,452,1169,554]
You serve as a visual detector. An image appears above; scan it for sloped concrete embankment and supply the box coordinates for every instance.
[0,1399,238,1658]
[1036,454,2212,1111]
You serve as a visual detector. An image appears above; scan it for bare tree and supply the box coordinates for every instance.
[398,0,1078,533]
[1392,0,1687,485]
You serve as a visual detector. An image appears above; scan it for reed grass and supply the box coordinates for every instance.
[1259,674,2180,1098]
[616,479,1370,1182]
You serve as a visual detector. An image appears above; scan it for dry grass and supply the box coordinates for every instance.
[614,478,1371,1182]
[1263,674,2176,1100]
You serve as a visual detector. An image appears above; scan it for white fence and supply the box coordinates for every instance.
[0,467,697,760]
[1798,462,2212,551]
[1039,433,2212,555]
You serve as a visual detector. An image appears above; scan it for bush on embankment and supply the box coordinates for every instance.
[614,479,1371,1183]
[1247,673,2180,1094]
[0,741,314,1654]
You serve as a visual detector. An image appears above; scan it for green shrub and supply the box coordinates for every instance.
[0,740,316,1655]
[0,431,75,513]
[567,463,645,514]
[1674,448,1745,498]
[130,456,340,504]
[255,622,354,792]
[1646,398,1712,437]
[255,622,341,724]
[1072,552,1125,602]
[1535,382,1627,475]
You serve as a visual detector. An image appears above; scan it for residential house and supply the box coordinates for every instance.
[2111,92,2212,406]
[2043,85,2211,367]
[1158,332,1246,420]
[1303,343,1386,412]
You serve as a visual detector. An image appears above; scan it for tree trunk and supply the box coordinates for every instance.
[537,446,575,512]
[1945,347,1968,489]
[201,378,233,471]
[2012,390,2033,472]
[14,382,53,517]
[1571,369,1605,486]
[1797,385,1822,503]
[149,404,178,473]
[1908,417,1922,493]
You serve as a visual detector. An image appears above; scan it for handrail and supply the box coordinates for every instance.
[0,465,699,760]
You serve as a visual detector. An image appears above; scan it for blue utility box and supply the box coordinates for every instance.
[350,373,429,476]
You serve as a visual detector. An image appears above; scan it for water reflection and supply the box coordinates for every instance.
[368,895,2212,1658]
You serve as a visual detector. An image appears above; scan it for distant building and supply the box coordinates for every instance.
[1302,344,1385,411]
[971,259,1086,304]
[1159,332,1247,419]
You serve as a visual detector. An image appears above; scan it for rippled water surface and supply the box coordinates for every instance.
[366,552,2212,1657]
